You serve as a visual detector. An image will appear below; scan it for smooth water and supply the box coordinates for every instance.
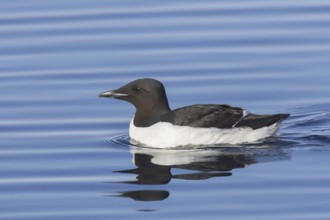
[1,1,330,219]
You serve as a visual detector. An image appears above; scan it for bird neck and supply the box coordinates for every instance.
[134,103,171,127]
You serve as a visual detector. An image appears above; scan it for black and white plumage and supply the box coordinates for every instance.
[99,78,289,148]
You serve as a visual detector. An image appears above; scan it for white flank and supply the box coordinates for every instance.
[129,117,281,148]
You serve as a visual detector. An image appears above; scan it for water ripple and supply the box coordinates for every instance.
[102,134,131,148]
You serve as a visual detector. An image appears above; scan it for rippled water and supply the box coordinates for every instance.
[1,1,330,219]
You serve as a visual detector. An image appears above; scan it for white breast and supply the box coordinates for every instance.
[129,117,280,148]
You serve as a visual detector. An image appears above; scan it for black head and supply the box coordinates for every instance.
[99,78,171,115]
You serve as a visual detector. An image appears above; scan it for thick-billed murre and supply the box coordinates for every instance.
[99,78,289,148]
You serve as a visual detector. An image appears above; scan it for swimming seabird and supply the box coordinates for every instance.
[99,78,289,148]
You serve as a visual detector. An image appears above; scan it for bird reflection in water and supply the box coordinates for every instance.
[111,143,289,202]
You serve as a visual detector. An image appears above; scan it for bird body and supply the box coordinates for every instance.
[129,117,283,148]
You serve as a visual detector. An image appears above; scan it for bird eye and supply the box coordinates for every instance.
[133,87,141,93]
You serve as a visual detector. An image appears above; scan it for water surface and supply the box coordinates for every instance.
[1,0,330,219]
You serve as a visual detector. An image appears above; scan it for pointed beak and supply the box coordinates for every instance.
[98,90,128,98]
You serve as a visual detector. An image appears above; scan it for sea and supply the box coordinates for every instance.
[1,0,330,219]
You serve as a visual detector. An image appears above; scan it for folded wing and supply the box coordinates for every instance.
[162,104,289,130]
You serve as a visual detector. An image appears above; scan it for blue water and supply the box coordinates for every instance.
[1,0,330,219]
